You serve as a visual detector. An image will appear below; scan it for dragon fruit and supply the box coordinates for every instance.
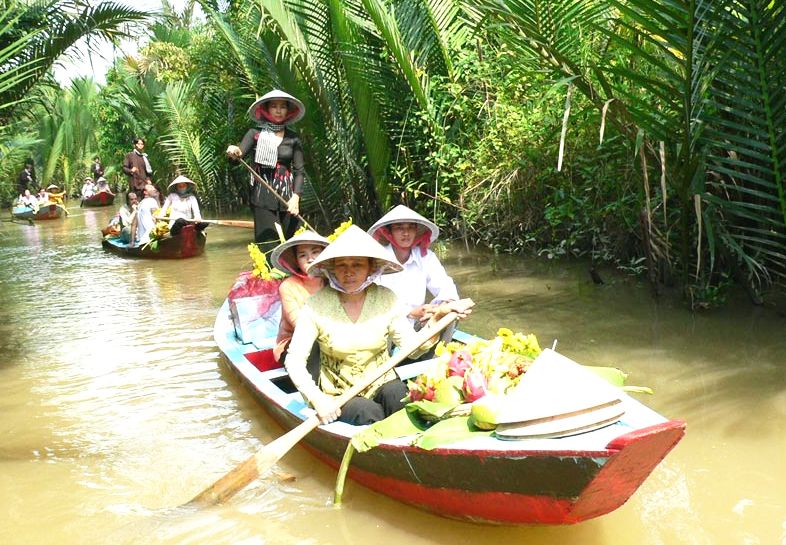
[448,349,473,378]
[463,370,488,402]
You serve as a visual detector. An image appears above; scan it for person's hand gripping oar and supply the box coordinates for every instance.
[184,299,474,508]
[225,145,316,232]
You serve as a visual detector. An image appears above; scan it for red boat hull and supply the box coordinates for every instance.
[102,224,206,259]
[215,299,685,525]
[81,191,115,207]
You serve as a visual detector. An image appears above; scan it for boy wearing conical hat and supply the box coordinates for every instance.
[367,205,459,326]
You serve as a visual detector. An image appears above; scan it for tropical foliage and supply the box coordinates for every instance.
[0,0,148,199]
[2,0,785,308]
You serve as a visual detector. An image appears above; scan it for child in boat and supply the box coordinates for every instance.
[367,205,459,326]
[270,231,329,379]
[284,225,473,425]
[159,175,207,235]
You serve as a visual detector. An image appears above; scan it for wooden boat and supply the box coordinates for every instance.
[81,190,115,207]
[213,297,686,525]
[11,202,67,221]
[102,224,206,259]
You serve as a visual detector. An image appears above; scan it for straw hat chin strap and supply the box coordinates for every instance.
[324,270,382,294]
[377,226,432,257]
[280,257,310,280]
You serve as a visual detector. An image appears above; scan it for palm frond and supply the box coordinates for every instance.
[702,0,786,283]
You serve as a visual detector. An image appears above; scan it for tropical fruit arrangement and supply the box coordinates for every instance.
[406,328,542,406]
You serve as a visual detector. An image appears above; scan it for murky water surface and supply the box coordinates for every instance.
[1,205,785,545]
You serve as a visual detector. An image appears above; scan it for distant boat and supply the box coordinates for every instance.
[212,295,686,525]
[11,203,67,221]
[101,224,206,259]
[81,190,115,207]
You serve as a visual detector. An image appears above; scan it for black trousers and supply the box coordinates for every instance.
[170,218,209,236]
[252,206,301,254]
[339,380,408,426]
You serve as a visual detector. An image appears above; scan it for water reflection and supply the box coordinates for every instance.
[0,207,784,545]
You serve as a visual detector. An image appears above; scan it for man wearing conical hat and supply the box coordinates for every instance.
[226,89,307,253]
[367,205,459,326]
[284,225,473,425]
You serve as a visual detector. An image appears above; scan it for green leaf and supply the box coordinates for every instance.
[412,416,492,451]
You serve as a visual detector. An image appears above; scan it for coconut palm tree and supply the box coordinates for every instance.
[466,0,786,300]
[0,0,148,202]
[0,0,149,118]
[34,77,103,192]
[197,0,473,225]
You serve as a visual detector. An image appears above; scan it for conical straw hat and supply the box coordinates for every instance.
[307,225,403,277]
[247,89,306,124]
[167,175,197,191]
[367,204,439,244]
[270,230,330,274]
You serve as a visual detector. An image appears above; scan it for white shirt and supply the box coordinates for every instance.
[160,193,201,227]
[375,244,459,322]
[135,197,159,243]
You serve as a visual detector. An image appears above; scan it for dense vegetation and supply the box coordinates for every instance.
[1,0,784,309]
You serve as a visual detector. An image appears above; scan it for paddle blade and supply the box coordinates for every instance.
[186,454,261,508]
[185,415,319,508]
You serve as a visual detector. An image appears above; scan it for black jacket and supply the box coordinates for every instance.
[238,127,304,209]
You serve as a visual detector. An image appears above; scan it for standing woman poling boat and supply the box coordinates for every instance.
[225,89,306,254]
[16,160,35,197]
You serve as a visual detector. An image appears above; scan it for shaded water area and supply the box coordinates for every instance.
[1,204,785,545]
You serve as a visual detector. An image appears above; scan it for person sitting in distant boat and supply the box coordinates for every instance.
[158,175,208,236]
[95,176,112,193]
[130,184,160,246]
[37,187,50,203]
[270,231,329,379]
[367,205,459,327]
[81,177,95,199]
[18,189,39,211]
[46,184,65,204]
[104,191,139,241]
[18,189,36,206]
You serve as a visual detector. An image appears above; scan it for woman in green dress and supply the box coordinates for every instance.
[284,225,473,425]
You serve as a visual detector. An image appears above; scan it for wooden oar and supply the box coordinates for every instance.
[185,307,467,508]
[157,216,254,229]
[236,158,316,231]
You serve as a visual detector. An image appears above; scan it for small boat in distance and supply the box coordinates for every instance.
[102,224,206,259]
[212,292,686,525]
[81,190,115,207]
[12,203,67,221]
